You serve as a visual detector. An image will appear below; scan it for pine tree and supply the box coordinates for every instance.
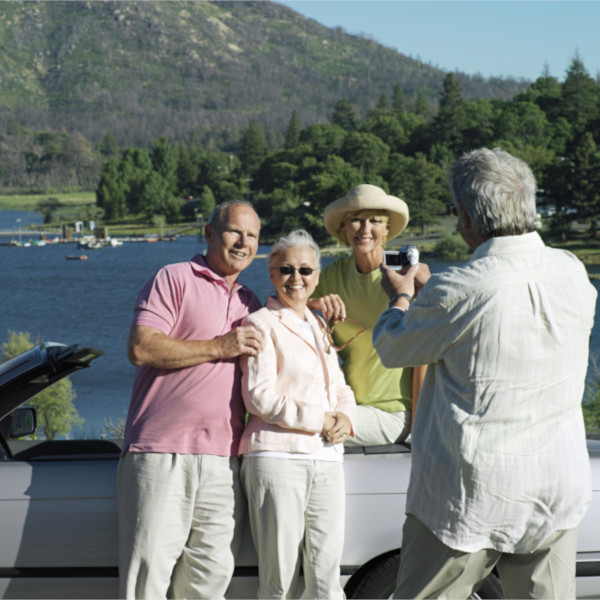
[434,73,467,154]
[284,110,302,150]
[560,53,600,133]
[376,93,389,111]
[240,120,267,175]
[331,97,357,132]
[392,83,405,116]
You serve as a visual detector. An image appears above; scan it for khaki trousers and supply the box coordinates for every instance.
[117,452,243,599]
[241,456,345,599]
[395,514,578,599]
[344,404,410,447]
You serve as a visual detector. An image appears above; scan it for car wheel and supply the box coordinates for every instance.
[345,553,400,599]
[345,553,504,599]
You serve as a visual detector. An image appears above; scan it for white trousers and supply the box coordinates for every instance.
[241,456,345,599]
[117,452,243,600]
[395,514,578,599]
[344,405,410,447]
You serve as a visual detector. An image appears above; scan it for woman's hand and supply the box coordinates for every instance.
[307,294,346,323]
[322,411,352,445]
[321,411,337,437]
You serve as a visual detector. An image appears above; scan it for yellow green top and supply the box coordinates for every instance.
[313,255,412,412]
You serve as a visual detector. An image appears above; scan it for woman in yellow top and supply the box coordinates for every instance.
[310,184,427,446]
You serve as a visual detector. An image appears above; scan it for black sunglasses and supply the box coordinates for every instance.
[278,265,319,276]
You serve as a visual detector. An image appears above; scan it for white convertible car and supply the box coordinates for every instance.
[1,343,599,599]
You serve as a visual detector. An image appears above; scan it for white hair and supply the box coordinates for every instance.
[268,229,321,268]
[451,147,537,237]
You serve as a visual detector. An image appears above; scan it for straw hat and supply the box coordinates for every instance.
[323,184,409,243]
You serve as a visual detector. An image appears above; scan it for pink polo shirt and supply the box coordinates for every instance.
[122,254,261,456]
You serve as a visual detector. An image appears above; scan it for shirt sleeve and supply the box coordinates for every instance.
[131,267,182,335]
[373,290,461,369]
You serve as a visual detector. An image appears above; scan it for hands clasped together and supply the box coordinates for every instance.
[322,410,352,445]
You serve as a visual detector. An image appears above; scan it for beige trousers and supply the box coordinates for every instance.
[395,514,578,599]
[344,404,410,447]
[117,452,243,599]
[241,456,345,599]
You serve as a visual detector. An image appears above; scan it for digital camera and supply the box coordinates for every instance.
[383,245,419,270]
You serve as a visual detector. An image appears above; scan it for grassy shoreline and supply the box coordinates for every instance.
[2,196,599,266]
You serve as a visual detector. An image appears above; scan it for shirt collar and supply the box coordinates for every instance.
[189,253,244,294]
[470,231,544,261]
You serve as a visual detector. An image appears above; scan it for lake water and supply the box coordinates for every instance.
[2,209,600,438]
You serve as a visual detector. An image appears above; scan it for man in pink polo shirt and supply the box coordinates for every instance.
[117,200,263,599]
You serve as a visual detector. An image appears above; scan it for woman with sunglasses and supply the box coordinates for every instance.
[239,229,356,599]
[309,184,428,447]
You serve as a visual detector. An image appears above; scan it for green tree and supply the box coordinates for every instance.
[98,132,120,158]
[252,150,300,194]
[298,123,346,160]
[151,136,178,196]
[296,155,362,241]
[36,197,61,224]
[386,153,449,236]
[198,185,216,219]
[284,110,302,150]
[96,158,128,220]
[240,120,267,176]
[376,93,390,112]
[120,148,153,215]
[254,186,305,236]
[340,132,390,178]
[516,69,562,120]
[392,83,405,117]
[559,54,600,133]
[547,117,573,155]
[360,115,408,153]
[434,73,467,154]
[494,101,550,148]
[412,90,431,118]
[434,233,470,261]
[546,132,600,236]
[176,144,200,197]
[140,171,182,222]
[569,132,600,234]
[330,97,357,132]
[152,214,166,237]
[461,99,496,150]
[1,332,84,440]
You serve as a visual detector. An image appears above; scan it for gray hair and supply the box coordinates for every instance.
[268,229,321,268]
[451,147,537,237]
[208,200,256,231]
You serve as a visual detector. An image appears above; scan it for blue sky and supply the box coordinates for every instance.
[276,1,600,82]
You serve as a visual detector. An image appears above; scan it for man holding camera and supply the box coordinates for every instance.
[374,147,597,598]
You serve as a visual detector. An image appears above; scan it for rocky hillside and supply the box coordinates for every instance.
[0,1,529,148]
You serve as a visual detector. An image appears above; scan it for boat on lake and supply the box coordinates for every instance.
[66,254,88,260]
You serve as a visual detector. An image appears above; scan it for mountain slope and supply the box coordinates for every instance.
[0,1,529,147]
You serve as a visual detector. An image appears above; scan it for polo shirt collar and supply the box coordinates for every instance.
[189,253,244,293]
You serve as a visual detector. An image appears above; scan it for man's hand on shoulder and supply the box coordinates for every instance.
[215,325,263,359]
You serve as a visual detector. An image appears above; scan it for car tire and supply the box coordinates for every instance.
[345,553,504,599]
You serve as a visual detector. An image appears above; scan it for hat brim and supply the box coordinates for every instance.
[323,186,410,243]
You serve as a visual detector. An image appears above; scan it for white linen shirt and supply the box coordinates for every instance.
[373,232,597,553]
